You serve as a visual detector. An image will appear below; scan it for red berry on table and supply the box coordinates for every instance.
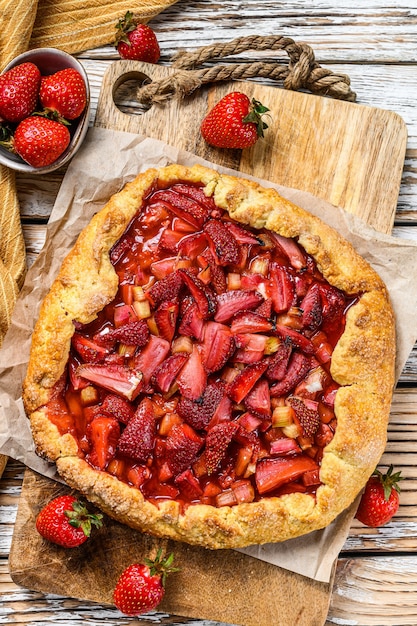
[355,465,403,527]
[115,11,160,63]
[0,62,41,124]
[113,549,179,616]
[36,495,103,547]
[201,91,270,149]
[40,68,87,120]
[13,116,70,168]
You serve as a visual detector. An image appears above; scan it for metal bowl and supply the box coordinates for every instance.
[0,48,91,174]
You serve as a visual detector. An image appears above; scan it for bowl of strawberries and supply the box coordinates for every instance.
[0,48,90,174]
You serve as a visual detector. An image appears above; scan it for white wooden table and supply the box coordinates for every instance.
[1,2,417,624]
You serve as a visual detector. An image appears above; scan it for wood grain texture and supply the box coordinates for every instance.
[4,2,417,624]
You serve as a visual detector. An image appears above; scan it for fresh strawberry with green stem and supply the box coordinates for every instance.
[201,92,270,149]
[13,116,70,168]
[355,465,403,527]
[115,11,160,63]
[0,62,41,123]
[36,494,103,547]
[40,68,87,120]
[113,549,179,616]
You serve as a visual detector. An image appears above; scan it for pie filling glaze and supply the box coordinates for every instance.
[23,164,396,548]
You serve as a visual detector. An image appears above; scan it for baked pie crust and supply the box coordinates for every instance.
[23,164,396,549]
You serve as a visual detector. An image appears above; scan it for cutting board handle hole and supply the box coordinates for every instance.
[112,71,152,116]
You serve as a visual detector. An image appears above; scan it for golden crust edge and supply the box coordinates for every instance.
[23,163,396,548]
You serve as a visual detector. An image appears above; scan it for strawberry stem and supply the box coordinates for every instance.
[64,499,103,537]
[115,10,138,46]
[242,98,270,138]
[373,464,403,501]
[144,548,180,587]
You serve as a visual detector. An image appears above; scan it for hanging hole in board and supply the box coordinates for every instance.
[112,71,152,115]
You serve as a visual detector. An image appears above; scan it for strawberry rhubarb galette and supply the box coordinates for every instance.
[23,164,395,549]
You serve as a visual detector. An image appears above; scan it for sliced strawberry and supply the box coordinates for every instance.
[177,231,208,258]
[177,381,226,430]
[214,289,263,323]
[165,423,204,476]
[230,310,273,334]
[174,468,203,499]
[287,396,320,438]
[178,300,205,340]
[106,319,150,347]
[71,333,110,363]
[158,227,184,252]
[133,335,171,384]
[147,271,183,307]
[270,352,311,397]
[179,269,217,319]
[255,455,318,494]
[113,304,139,328]
[227,222,263,245]
[149,189,208,228]
[244,378,271,418]
[170,183,216,214]
[68,355,90,390]
[233,333,268,364]
[255,298,273,318]
[100,393,135,424]
[266,341,292,381]
[294,365,329,400]
[152,353,189,394]
[87,416,120,470]
[240,273,268,292]
[205,421,240,475]
[176,344,207,400]
[154,301,179,342]
[198,248,227,294]
[274,325,314,355]
[110,235,135,264]
[228,360,268,404]
[319,283,346,327]
[77,363,143,400]
[117,398,156,462]
[201,321,235,374]
[300,283,322,331]
[269,263,295,313]
[270,232,307,269]
[203,219,241,266]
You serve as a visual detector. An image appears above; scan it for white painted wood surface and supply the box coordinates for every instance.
[1,1,417,624]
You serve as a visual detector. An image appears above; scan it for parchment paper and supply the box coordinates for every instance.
[1,127,417,583]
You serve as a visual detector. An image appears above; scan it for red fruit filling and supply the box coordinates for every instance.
[43,182,357,509]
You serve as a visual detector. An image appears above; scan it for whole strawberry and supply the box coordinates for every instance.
[113,549,179,616]
[201,92,270,149]
[355,465,402,527]
[40,68,87,120]
[0,62,41,123]
[14,116,70,167]
[115,11,160,63]
[36,495,103,547]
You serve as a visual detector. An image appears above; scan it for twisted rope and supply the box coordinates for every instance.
[136,34,356,104]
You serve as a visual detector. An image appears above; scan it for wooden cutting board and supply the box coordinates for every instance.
[9,61,407,626]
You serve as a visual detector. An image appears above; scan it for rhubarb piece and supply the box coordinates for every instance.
[255,456,318,494]
[117,398,156,462]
